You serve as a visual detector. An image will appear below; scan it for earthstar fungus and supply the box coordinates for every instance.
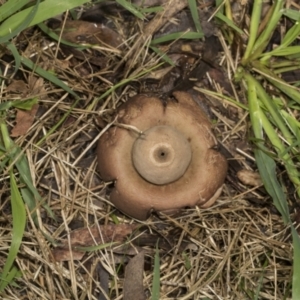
[97,91,227,220]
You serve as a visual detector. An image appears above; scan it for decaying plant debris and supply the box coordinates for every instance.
[0,0,299,299]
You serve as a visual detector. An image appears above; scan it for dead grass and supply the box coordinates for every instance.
[0,1,295,299]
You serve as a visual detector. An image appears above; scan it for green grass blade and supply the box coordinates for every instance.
[282,9,300,21]
[254,257,269,300]
[245,73,291,223]
[265,46,300,57]
[74,242,117,252]
[254,101,300,197]
[251,0,284,59]
[151,243,160,300]
[1,121,40,220]
[281,21,300,48]
[116,0,145,20]
[242,0,263,63]
[0,0,41,44]
[187,0,203,35]
[253,61,300,99]
[151,31,204,45]
[150,46,175,66]
[12,98,38,110]
[0,171,26,291]
[215,13,243,35]
[15,149,41,214]
[0,102,13,111]
[0,0,90,38]
[280,110,300,140]
[291,227,300,298]
[0,0,28,22]
[249,73,294,145]
[195,87,249,110]
[5,42,21,75]
[1,266,20,288]
[254,150,290,224]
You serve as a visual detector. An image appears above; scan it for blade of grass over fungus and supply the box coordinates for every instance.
[151,244,160,300]
[0,0,40,44]
[0,0,90,39]
[187,0,203,35]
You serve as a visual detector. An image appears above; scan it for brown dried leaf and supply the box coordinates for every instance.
[28,76,46,96]
[11,104,39,137]
[68,224,138,246]
[123,251,146,300]
[52,248,84,261]
[6,80,28,95]
[52,224,138,261]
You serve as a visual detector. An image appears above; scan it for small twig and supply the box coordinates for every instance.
[114,122,144,137]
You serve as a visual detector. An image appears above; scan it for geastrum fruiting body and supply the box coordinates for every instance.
[97,91,227,220]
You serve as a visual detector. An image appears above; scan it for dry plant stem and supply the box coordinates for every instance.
[71,116,117,167]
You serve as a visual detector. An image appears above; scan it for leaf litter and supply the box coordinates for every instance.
[0,0,298,299]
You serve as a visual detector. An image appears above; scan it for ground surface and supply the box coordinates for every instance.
[0,1,297,299]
